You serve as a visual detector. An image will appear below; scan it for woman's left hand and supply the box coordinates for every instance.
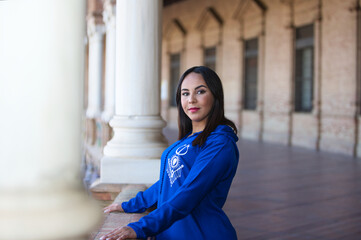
[99,226,137,240]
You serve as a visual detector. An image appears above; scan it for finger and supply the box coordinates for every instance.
[104,205,114,213]
[106,227,125,239]
[103,204,115,212]
[104,203,121,213]
[116,236,125,240]
[102,229,120,239]
[117,236,132,240]
[100,228,122,240]
[110,227,132,240]
[103,206,111,213]
[105,231,124,240]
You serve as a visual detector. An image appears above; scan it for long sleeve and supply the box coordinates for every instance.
[122,180,159,213]
[128,138,238,238]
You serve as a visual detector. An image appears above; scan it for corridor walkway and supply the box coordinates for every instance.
[223,138,361,239]
[94,129,361,239]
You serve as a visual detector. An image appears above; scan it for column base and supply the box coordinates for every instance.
[100,156,160,184]
[0,189,102,240]
[101,110,114,123]
[103,115,168,159]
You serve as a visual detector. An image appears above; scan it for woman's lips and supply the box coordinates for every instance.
[189,107,200,113]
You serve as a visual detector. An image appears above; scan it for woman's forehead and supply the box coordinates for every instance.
[181,73,207,88]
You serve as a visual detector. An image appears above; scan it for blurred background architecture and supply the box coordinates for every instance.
[0,1,102,239]
[84,0,361,191]
[1,0,360,239]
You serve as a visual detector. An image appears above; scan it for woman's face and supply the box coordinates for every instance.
[180,72,214,128]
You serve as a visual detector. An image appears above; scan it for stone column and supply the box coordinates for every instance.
[86,15,105,145]
[86,18,105,120]
[100,0,116,147]
[101,0,116,123]
[101,0,168,184]
[0,1,101,240]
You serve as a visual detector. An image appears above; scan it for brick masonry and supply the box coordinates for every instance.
[85,0,361,157]
[161,0,361,157]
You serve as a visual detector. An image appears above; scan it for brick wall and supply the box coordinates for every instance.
[162,0,360,157]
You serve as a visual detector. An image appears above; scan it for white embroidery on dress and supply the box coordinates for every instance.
[175,144,190,156]
[166,144,189,186]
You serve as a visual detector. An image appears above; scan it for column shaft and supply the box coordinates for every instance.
[0,1,101,239]
[86,20,105,119]
[116,0,161,116]
[101,0,168,184]
[101,0,116,122]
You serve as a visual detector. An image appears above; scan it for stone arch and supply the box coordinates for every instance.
[233,0,267,39]
[195,7,224,74]
[164,18,187,53]
[196,7,223,47]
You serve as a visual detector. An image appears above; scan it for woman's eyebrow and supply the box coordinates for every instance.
[195,85,207,90]
[181,85,207,91]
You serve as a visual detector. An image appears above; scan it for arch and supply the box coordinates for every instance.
[164,18,187,41]
[196,7,223,47]
[196,7,224,73]
[233,0,267,20]
[196,7,223,31]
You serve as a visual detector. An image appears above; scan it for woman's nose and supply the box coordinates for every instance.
[188,94,196,103]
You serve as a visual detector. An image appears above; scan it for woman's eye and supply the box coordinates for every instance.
[197,90,206,94]
[182,92,189,96]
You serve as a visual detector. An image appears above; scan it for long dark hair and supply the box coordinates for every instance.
[175,66,237,146]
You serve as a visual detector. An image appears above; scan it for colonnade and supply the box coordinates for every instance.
[0,1,101,239]
[85,0,167,185]
[0,0,165,238]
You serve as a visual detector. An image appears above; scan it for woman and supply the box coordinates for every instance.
[101,66,239,240]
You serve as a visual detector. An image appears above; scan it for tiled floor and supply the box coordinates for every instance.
[95,128,361,239]
[224,139,361,240]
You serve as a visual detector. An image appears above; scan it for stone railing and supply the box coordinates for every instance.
[90,185,150,240]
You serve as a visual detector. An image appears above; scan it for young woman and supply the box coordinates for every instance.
[101,66,239,240]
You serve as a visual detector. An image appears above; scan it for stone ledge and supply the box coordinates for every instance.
[91,213,145,240]
[90,178,124,193]
[90,185,150,240]
[89,178,124,203]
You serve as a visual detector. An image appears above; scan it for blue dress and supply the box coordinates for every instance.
[122,125,239,239]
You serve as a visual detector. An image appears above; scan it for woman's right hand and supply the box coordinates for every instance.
[103,203,124,213]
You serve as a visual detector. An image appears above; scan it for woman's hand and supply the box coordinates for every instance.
[99,226,137,240]
[103,203,124,214]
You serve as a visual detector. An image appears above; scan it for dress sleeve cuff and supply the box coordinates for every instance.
[121,201,130,213]
[127,223,147,239]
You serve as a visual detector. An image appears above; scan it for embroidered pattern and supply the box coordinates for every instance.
[166,144,189,186]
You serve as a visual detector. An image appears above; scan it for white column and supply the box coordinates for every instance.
[101,0,116,123]
[86,18,105,119]
[0,1,101,239]
[101,0,168,184]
